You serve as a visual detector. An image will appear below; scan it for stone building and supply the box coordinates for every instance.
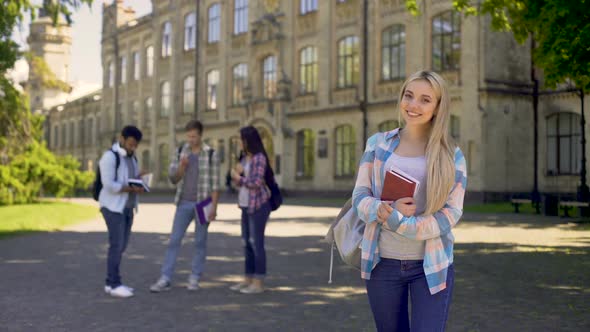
[41,0,590,201]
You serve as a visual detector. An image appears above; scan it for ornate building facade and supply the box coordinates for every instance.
[41,0,589,201]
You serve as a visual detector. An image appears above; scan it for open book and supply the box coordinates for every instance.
[128,178,150,192]
[381,167,420,201]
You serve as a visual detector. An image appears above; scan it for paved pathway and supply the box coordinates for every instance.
[1,198,589,331]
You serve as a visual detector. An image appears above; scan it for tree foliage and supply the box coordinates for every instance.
[405,0,590,91]
[0,0,94,204]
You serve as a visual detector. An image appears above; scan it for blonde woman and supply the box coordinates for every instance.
[352,71,467,332]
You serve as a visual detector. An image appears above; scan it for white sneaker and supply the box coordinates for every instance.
[240,284,264,294]
[150,277,171,293]
[104,285,134,294]
[187,276,200,291]
[229,282,250,291]
[108,285,134,298]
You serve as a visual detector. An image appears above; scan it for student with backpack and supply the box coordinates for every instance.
[352,71,467,331]
[228,126,280,294]
[150,120,220,293]
[97,126,145,298]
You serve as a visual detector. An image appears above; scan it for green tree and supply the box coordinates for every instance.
[0,0,94,204]
[405,0,590,91]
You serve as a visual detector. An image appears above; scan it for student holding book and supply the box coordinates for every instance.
[150,120,220,292]
[352,71,467,332]
[229,126,274,294]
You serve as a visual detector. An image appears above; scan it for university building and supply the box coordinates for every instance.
[34,0,589,201]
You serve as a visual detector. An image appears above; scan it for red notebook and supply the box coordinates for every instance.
[381,168,420,201]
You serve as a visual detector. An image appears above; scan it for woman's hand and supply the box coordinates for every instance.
[234,163,244,174]
[230,169,242,182]
[377,202,394,224]
[395,197,417,217]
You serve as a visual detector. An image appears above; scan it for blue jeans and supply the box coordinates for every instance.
[161,201,209,281]
[101,207,134,288]
[365,258,454,332]
[240,201,271,279]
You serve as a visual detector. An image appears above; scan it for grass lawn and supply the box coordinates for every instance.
[464,201,538,214]
[0,201,99,238]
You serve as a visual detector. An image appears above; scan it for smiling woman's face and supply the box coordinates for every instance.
[399,80,438,127]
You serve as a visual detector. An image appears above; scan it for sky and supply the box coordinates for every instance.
[10,0,152,99]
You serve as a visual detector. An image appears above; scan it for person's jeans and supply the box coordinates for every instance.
[365,258,454,332]
[161,201,209,281]
[240,201,271,279]
[101,207,134,288]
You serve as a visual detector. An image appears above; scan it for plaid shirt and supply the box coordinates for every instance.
[239,153,271,214]
[352,128,467,294]
[169,142,220,205]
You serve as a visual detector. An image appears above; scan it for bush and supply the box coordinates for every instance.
[0,141,94,205]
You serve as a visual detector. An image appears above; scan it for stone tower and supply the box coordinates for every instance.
[26,7,72,114]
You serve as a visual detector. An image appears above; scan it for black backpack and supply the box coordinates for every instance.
[264,159,282,211]
[91,150,120,201]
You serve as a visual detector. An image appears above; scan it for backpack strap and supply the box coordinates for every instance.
[110,150,120,182]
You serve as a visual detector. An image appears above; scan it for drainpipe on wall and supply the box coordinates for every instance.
[194,0,201,120]
[578,89,589,202]
[361,0,369,143]
[530,38,541,213]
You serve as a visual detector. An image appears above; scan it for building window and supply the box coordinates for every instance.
[300,0,318,14]
[299,46,318,94]
[107,61,114,87]
[450,115,460,140]
[162,22,172,57]
[145,46,154,77]
[142,150,150,171]
[131,101,139,125]
[382,25,405,81]
[97,114,102,136]
[119,56,126,84]
[335,125,356,177]
[337,36,360,88]
[144,97,152,127]
[234,0,248,35]
[378,120,399,132]
[159,144,169,181]
[116,103,123,125]
[232,63,248,105]
[229,136,241,169]
[61,123,66,148]
[262,55,277,99]
[208,3,221,43]
[78,119,84,147]
[87,118,93,145]
[184,12,196,51]
[296,129,315,178]
[160,81,170,117]
[53,125,58,148]
[183,75,195,114]
[132,51,140,80]
[547,113,581,175]
[432,11,461,71]
[69,122,75,148]
[207,70,219,110]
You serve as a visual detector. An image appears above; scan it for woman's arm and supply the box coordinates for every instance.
[388,148,467,240]
[352,133,384,224]
[239,154,267,189]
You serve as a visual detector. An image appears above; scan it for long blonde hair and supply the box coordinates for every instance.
[397,71,456,214]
